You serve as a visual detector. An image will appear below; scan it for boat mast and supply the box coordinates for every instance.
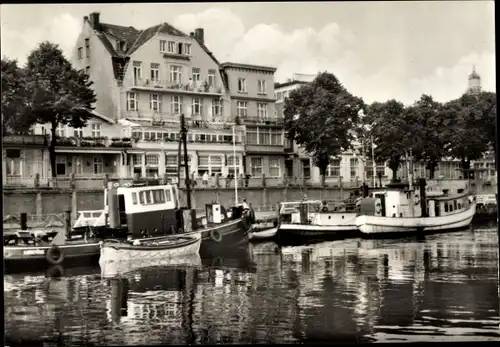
[371,135,376,187]
[180,114,192,209]
[232,125,238,204]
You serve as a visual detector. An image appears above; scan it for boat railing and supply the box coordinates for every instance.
[3,213,66,230]
[73,210,106,228]
[476,194,497,206]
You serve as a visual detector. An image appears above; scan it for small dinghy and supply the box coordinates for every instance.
[99,232,202,265]
[249,227,278,241]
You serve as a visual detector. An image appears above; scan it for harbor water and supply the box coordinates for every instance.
[4,221,499,344]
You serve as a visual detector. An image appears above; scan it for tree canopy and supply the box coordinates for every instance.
[25,41,97,177]
[1,58,36,135]
[283,72,365,184]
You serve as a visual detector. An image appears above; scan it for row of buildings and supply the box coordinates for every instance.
[2,12,496,188]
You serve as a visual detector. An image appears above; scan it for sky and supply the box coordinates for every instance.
[1,2,495,105]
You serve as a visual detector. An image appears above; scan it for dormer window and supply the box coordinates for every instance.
[168,41,175,53]
[116,40,126,52]
[184,43,191,55]
[177,43,183,55]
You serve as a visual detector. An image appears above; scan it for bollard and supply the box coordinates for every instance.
[65,210,71,240]
[20,212,28,230]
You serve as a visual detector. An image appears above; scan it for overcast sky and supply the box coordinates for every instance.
[1,2,495,104]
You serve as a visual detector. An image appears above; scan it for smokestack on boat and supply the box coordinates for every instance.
[107,181,120,229]
[419,178,427,217]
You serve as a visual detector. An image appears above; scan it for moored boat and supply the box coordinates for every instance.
[276,200,359,241]
[249,227,278,241]
[356,178,476,237]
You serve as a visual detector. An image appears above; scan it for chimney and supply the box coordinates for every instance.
[194,28,204,45]
[89,12,100,30]
[189,32,195,37]
[83,16,89,24]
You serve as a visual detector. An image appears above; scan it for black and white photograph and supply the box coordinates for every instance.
[2,1,498,345]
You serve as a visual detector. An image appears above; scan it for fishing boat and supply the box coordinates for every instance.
[356,178,477,237]
[276,199,360,241]
[249,226,278,241]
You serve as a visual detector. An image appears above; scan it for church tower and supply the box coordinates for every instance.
[466,66,481,95]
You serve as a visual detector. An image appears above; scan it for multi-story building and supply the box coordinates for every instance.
[220,63,284,183]
[31,12,249,183]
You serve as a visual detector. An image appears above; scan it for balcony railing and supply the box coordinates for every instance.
[55,136,134,148]
[3,135,48,146]
[132,78,223,94]
[242,116,284,125]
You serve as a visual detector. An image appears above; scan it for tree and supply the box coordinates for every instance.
[283,72,365,186]
[444,93,493,171]
[409,95,448,179]
[1,58,36,135]
[364,100,414,181]
[25,42,96,178]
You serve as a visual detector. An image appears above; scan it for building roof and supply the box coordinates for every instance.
[274,80,309,89]
[220,62,277,73]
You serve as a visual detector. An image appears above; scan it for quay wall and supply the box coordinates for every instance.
[3,187,356,217]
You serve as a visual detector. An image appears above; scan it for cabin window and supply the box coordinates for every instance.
[449,203,453,212]
[454,200,458,210]
[165,189,172,202]
[139,191,145,204]
[152,189,165,203]
[444,203,448,213]
[139,191,152,205]
[132,192,138,205]
[457,202,461,209]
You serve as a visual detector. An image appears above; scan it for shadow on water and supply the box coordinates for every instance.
[4,222,499,345]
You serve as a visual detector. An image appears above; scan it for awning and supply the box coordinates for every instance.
[55,148,123,154]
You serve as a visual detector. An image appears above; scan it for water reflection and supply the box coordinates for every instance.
[5,223,499,344]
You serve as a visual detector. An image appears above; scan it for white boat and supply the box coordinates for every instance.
[356,180,476,236]
[277,200,359,238]
[249,227,278,241]
[99,232,201,266]
[100,252,202,278]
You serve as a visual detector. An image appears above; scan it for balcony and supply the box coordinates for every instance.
[3,135,48,146]
[131,78,223,96]
[241,116,284,126]
[55,136,134,148]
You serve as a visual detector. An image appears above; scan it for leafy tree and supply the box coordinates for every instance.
[283,72,365,186]
[1,58,36,135]
[25,42,96,178]
[364,100,414,181]
[409,95,448,179]
[444,93,494,171]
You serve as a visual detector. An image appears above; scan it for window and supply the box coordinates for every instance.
[198,155,223,176]
[93,156,103,174]
[116,41,126,51]
[170,65,182,83]
[150,63,160,81]
[133,61,142,84]
[212,98,222,118]
[350,158,358,179]
[150,94,161,112]
[177,43,183,55]
[326,159,341,177]
[165,155,178,177]
[376,162,385,177]
[192,67,200,82]
[160,40,167,52]
[152,189,165,203]
[250,157,263,177]
[85,66,90,75]
[184,43,191,55]
[91,124,101,137]
[192,97,203,115]
[130,154,142,177]
[5,149,22,176]
[227,155,241,176]
[165,189,172,202]
[73,156,82,175]
[78,47,83,59]
[276,92,283,101]
[258,80,267,94]
[168,41,175,53]
[257,103,268,119]
[74,128,83,138]
[85,38,90,58]
[246,127,258,145]
[127,92,138,111]
[146,154,159,178]
[56,124,66,137]
[132,192,138,205]
[171,95,183,114]
[259,129,270,145]
[269,157,281,177]
[237,101,248,118]
[238,78,247,92]
[56,156,66,176]
[270,129,282,145]
[302,159,311,178]
[208,69,216,86]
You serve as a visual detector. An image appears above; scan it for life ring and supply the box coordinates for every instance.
[414,194,420,205]
[46,265,64,278]
[46,245,64,265]
[210,230,222,242]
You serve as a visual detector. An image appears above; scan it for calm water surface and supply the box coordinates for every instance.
[5,222,499,344]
